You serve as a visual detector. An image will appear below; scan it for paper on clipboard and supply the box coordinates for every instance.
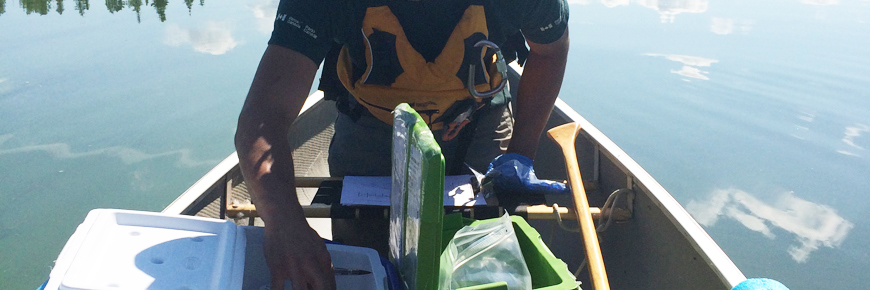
[340,175,486,206]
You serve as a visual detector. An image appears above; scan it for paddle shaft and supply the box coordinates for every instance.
[547,122,610,290]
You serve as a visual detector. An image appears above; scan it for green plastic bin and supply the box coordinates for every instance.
[442,214,580,290]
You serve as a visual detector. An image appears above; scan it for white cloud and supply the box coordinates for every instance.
[711,17,734,35]
[802,0,839,5]
[687,188,853,263]
[601,0,630,7]
[837,150,860,157]
[838,123,869,156]
[566,0,593,4]
[164,22,238,55]
[248,0,279,34]
[797,112,815,122]
[636,0,709,23]
[672,65,710,80]
[841,124,869,150]
[712,17,755,35]
[582,0,711,23]
[645,53,718,67]
[645,53,718,80]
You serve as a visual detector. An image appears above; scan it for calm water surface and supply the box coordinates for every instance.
[1,0,868,289]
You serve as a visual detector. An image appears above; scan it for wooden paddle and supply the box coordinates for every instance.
[547,122,611,290]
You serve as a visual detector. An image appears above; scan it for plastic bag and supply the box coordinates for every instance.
[439,213,532,290]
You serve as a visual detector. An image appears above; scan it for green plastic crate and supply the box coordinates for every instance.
[442,214,580,290]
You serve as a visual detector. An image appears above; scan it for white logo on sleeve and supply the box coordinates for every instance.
[539,16,564,32]
[303,25,318,39]
[275,14,316,39]
[288,17,301,28]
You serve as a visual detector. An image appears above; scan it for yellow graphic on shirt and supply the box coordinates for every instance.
[336,5,502,129]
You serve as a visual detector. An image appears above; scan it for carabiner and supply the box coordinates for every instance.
[466,39,508,99]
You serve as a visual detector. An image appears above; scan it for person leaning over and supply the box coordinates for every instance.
[234,0,570,289]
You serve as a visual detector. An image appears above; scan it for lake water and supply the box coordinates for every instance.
[1,0,868,289]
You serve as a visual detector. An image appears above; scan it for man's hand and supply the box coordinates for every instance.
[264,215,335,290]
[482,153,569,196]
[235,45,333,289]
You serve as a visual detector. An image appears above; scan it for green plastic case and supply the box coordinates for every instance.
[391,104,445,290]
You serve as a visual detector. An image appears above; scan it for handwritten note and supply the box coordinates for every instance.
[340,175,486,206]
[340,176,392,206]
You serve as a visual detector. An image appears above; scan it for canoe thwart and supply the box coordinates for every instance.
[226,202,607,221]
[296,177,343,187]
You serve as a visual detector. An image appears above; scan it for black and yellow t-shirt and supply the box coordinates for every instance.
[268,0,568,126]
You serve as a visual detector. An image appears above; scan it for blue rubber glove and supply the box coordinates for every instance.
[731,278,789,290]
[481,153,569,196]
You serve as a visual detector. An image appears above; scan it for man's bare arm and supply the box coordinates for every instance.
[508,28,570,159]
[234,44,336,290]
[236,44,315,223]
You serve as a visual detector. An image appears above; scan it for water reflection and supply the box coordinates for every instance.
[250,0,278,34]
[687,188,853,263]
[11,0,68,15]
[802,0,839,6]
[0,134,220,168]
[164,22,237,55]
[797,112,815,123]
[636,0,708,23]
[0,78,9,95]
[1,0,205,22]
[644,53,718,80]
[600,0,629,8]
[838,123,870,157]
[569,0,708,22]
[5,0,715,23]
[711,17,754,35]
[788,111,815,140]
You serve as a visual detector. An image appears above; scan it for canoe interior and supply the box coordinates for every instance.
[164,73,744,290]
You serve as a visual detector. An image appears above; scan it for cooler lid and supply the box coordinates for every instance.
[46,209,245,290]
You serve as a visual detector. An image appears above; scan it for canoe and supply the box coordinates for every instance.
[162,64,746,290]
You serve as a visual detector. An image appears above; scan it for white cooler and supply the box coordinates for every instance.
[45,209,246,290]
[45,209,388,290]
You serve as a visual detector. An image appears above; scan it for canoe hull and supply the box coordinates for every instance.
[164,69,744,290]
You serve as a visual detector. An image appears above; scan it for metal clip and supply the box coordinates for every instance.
[466,39,508,99]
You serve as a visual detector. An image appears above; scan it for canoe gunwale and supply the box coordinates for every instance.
[163,152,238,216]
